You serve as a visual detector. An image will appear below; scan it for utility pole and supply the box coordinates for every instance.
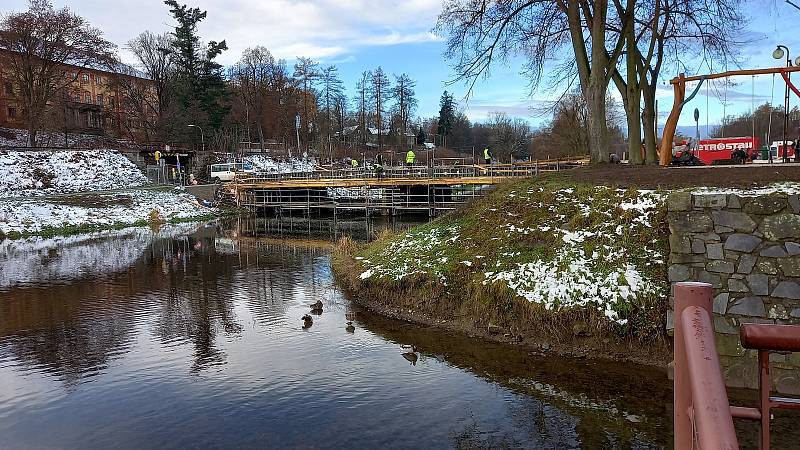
[294,113,300,159]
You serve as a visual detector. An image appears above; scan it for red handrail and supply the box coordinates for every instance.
[674,282,739,450]
[674,282,800,450]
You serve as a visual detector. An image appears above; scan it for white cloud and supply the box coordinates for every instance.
[4,0,443,65]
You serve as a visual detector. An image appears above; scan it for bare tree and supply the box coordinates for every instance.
[369,67,391,150]
[110,64,160,141]
[318,65,344,160]
[229,46,275,149]
[437,0,631,163]
[354,70,371,149]
[293,56,319,151]
[127,31,174,129]
[391,73,417,149]
[0,0,116,146]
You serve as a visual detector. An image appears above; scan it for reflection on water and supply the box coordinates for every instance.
[0,218,793,449]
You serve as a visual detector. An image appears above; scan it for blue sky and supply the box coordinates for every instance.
[3,0,798,131]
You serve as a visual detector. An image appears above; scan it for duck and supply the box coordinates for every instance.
[309,300,323,310]
[400,344,418,354]
[302,314,313,329]
[345,321,355,333]
[345,311,356,322]
[402,352,418,366]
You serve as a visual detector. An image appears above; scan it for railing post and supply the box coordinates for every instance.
[674,281,714,450]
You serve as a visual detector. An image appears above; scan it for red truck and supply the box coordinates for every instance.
[693,136,760,165]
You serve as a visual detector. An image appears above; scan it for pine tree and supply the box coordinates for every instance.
[164,0,228,144]
[437,91,456,148]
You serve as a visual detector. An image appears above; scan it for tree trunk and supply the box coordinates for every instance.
[586,80,609,163]
[624,16,643,165]
[27,124,37,147]
[641,83,658,164]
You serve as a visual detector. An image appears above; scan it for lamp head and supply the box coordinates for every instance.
[188,124,196,128]
[794,56,800,66]
[774,46,786,60]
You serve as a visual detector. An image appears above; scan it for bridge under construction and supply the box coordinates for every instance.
[231,158,587,217]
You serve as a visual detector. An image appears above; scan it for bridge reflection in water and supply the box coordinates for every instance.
[234,159,586,216]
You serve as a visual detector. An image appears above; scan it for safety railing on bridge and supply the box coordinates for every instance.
[673,282,800,450]
[234,156,589,185]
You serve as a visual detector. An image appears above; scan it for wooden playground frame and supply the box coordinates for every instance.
[659,65,800,166]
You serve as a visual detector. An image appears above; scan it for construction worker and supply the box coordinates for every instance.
[351,157,359,168]
[483,146,492,165]
[374,153,385,179]
[406,149,415,167]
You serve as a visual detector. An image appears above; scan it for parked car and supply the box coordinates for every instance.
[209,162,255,182]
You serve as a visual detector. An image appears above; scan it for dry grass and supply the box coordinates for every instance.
[330,175,672,364]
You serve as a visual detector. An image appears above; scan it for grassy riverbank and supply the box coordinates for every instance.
[0,187,220,240]
[333,175,672,365]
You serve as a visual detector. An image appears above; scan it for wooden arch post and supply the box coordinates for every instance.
[659,74,686,166]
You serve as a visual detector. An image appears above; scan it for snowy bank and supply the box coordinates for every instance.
[0,222,202,289]
[343,180,669,333]
[0,149,147,198]
[243,154,315,173]
[0,188,213,236]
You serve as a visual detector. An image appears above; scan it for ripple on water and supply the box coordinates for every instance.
[0,224,683,449]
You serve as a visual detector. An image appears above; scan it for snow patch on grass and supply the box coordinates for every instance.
[354,183,668,328]
[0,189,212,234]
[0,149,147,198]
[243,155,315,173]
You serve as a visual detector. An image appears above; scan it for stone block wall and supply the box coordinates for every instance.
[667,190,800,394]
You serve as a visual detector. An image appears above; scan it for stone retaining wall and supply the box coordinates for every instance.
[667,190,800,394]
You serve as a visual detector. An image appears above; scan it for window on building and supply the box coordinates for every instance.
[96,93,103,106]
[95,75,103,85]
[110,97,116,108]
[84,92,92,103]
[82,73,89,82]
[3,82,12,95]
[7,107,17,118]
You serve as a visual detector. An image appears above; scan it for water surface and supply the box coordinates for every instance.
[0,217,790,449]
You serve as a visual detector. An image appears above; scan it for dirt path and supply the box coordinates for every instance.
[569,163,800,189]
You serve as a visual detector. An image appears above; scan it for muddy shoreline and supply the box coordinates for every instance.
[332,250,673,369]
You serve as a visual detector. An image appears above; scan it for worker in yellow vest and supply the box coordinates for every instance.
[483,147,492,165]
[351,157,359,168]
[406,149,415,167]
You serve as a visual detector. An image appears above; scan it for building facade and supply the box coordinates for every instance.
[0,50,158,143]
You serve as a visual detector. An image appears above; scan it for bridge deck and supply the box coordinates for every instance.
[234,159,586,190]
[232,158,587,216]
[234,175,510,189]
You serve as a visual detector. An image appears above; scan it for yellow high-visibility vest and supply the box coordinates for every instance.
[406,150,415,163]
[154,150,161,161]
[483,148,490,160]
[351,159,359,167]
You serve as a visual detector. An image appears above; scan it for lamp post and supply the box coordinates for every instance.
[188,124,204,154]
[773,45,792,162]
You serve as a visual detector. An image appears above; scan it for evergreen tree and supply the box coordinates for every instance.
[164,0,228,144]
[437,91,456,148]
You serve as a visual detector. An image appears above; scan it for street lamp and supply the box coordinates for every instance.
[773,45,793,163]
[188,124,204,154]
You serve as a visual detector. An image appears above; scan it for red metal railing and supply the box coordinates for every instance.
[673,281,800,450]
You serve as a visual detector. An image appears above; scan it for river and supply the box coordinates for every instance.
[0,217,793,449]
